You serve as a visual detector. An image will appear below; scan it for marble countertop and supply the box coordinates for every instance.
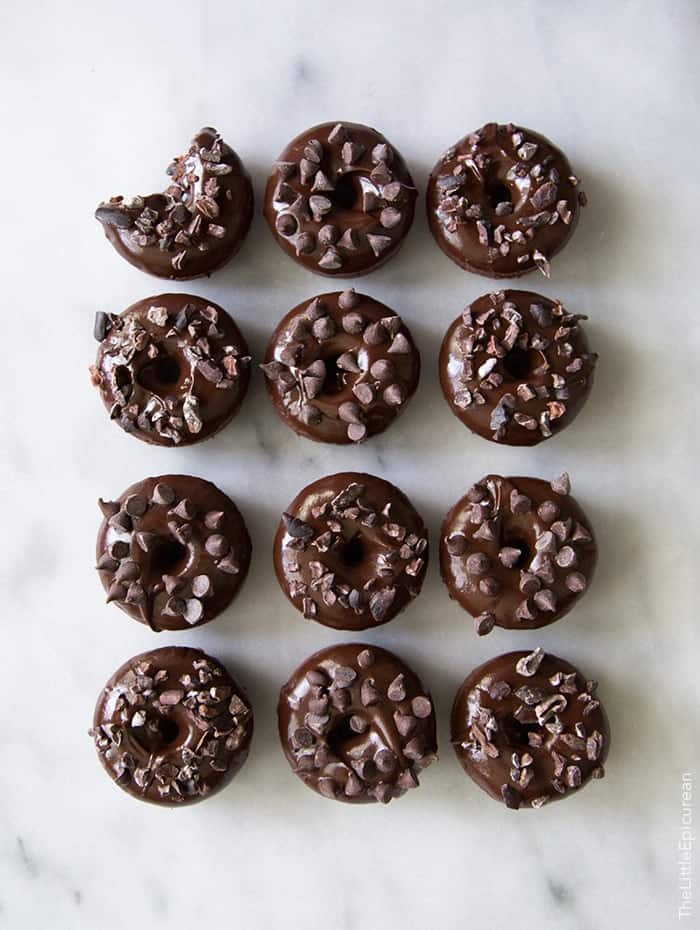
[2,1,698,927]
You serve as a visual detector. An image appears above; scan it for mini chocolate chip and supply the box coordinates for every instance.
[204,510,225,530]
[338,289,360,310]
[94,311,111,341]
[566,572,587,593]
[387,333,410,354]
[387,674,406,701]
[369,586,396,621]
[447,533,468,556]
[466,553,490,575]
[363,322,387,345]
[282,513,314,542]
[191,575,212,598]
[205,534,229,557]
[474,612,495,635]
[352,383,375,405]
[510,491,532,514]
[173,498,197,521]
[342,312,365,334]
[411,696,432,718]
[357,649,374,668]
[124,494,148,517]
[515,648,545,677]
[347,423,367,442]
[550,472,571,495]
[533,589,557,612]
[537,501,560,523]
[499,547,521,568]
[479,576,500,596]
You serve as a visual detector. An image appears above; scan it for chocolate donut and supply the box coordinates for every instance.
[95,127,253,279]
[451,648,609,809]
[264,122,417,276]
[278,643,437,803]
[440,473,596,635]
[274,472,428,630]
[90,294,250,446]
[262,289,420,444]
[90,646,253,805]
[439,290,597,445]
[96,475,251,631]
[427,122,586,277]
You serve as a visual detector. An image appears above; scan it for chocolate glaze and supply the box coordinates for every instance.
[95,128,253,280]
[278,643,437,803]
[91,293,250,447]
[440,474,596,634]
[427,123,585,278]
[439,289,596,445]
[262,289,420,444]
[451,649,609,808]
[91,646,253,806]
[96,475,251,631]
[264,122,416,276]
[274,472,428,631]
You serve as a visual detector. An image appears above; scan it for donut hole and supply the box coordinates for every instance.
[502,716,540,748]
[150,539,188,575]
[485,181,513,210]
[503,537,530,569]
[327,716,356,757]
[158,717,180,746]
[322,355,348,395]
[340,534,365,567]
[330,173,362,211]
[502,347,538,381]
[137,354,182,395]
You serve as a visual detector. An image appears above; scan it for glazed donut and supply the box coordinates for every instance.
[274,472,428,631]
[90,293,250,446]
[451,648,609,809]
[264,121,417,276]
[439,289,597,445]
[278,643,437,803]
[427,122,586,277]
[96,475,251,631]
[262,289,420,444]
[90,646,253,805]
[440,473,596,635]
[95,127,253,279]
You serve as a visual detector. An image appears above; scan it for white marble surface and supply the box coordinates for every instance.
[2,1,698,927]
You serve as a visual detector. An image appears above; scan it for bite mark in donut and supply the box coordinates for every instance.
[451,649,609,808]
[264,122,417,276]
[274,472,428,630]
[95,128,253,279]
[278,643,437,803]
[96,475,251,631]
[439,289,597,445]
[440,474,596,634]
[427,123,586,278]
[91,646,253,805]
[262,289,420,444]
[91,294,250,446]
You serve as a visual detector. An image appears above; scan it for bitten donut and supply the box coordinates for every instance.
[90,294,250,446]
[90,646,253,805]
[427,122,586,277]
[96,475,251,631]
[439,290,597,445]
[274,472,428,631]
[95,127,253,279]
[278,643,437,804]
[264,121,417,276]
[440,473,596,635]
[451,648,609,809]
[262,289,420,444]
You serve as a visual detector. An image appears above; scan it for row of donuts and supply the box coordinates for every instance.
[95,122,586,282]
[90,288,596,448]
[95,471,595,637]
[91,642,609,809]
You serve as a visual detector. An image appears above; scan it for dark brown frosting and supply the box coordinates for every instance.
[95,128,253,280]
[91,293,250,447]
[274,472,428,631]
[262,289,420,444]
[91,646,253,805]
[264,121,416,276]
[439,289,596,445]
[451,649,609,808]
[96,475,251,631]
[427,123,585,277]
[440,474,596,634]
[278,643,437,803]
